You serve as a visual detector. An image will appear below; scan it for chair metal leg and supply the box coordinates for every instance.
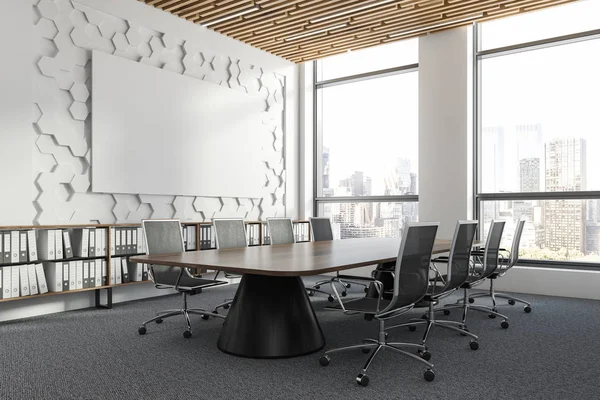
[325,343,378,356]
[385,319,428,331]
[385,344,433,368]
[495,293,531,306]
[184,311,192,333]
[142,310,182,327]
[213,299,233,313]
[156,309,180,315]
[386,342,426,350]
[434,321,479,340]
[188,309,226,319]
[360,345,384,374]
[470,305,509,320]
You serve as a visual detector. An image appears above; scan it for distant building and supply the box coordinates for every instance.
[519,158,540,192]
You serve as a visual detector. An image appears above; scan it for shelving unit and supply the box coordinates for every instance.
[0,220,311,310]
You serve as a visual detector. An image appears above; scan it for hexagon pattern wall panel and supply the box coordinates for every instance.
[31,0,286,225]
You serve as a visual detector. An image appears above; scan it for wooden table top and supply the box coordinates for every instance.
[131,238,482,277]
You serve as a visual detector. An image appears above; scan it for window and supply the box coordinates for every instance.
[314,39,419,239]
[475,1,600,266]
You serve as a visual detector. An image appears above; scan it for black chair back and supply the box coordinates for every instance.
[444,221,479,291]
[309,217,334,241]
[267,218,295,245]
[507,220,525,269]
[390,223,439,307]
[142,219,185,287]
[213,219,247,249]
[482,220,506,277]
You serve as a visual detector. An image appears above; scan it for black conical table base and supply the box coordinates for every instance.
[217,274,325,359]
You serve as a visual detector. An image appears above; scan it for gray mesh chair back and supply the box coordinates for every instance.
[507,220,525,269]
[309,217,334,241]
[444,221,479,291]
[482,220,506,277]
[213,219,247,249]
[142,219,185,287]
[391,223,439,307]
[267,218,295,245]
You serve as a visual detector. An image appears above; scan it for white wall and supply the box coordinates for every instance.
[0,0,33,225]
[0,0,300,322]
[419,27,472,239]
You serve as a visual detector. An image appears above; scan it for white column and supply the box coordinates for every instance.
[418,27,472,239]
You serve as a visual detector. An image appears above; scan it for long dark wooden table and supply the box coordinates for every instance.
[131,238,469,359]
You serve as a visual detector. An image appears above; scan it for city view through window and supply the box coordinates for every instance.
[479,1,600,262]
[316,41,419,240]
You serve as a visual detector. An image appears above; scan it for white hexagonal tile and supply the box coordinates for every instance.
[37,0,59,20]
[149,36,165,53]
[69,174,90,193]
[70,27,89,48]
[239,63,262,94]
[193,197,223,214]
[112,32,128,51]
[36,17,58,40]
[84,23,102,41]
[138,41,152,58]
[53,164,76,183]
[69,83,89,102]
[162,33,182,50]
[54,70,74,90]
[126,27,142,47]
[38,56,57,77]
[70,9,88,28]
[99,20,117,39]
[36,133,58,154]
[163,61,185,74]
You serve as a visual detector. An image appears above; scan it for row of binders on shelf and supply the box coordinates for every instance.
[1,264,48,298]
[110,227,147,256]
[110,257,150,285]
[43,259,107,293]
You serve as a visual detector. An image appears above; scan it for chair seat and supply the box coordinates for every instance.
[157,275,227,295]
[326,293,417,314]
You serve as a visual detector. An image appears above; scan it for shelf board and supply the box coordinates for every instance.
[0,255,109,268]
[0,281,153,303]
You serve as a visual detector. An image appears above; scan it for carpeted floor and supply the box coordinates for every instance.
[0,278,598,400]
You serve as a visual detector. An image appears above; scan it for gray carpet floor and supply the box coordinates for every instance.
[1,278,598,400]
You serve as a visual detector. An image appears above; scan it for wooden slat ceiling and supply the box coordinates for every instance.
[140,0,579,63]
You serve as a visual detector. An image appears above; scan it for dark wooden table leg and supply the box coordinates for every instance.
[217,274,325,358]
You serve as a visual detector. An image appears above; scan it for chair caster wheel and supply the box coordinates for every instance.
[524,306,532,313]
[468,298,474,304]
[183,330,192,339]
[223,304,230,310]
[341,291,347,297]
[508,299,515,305]
[314,285,321,290]
[424,369,435,382]
[356,374,369,387]
[501,320,509,329]
[138,326,147,335]
[364,287,369,293]
[345,283,352,289]
[308,291,315,297]
[419,351,432,361]
[488,313,496,319]
[327,295,334,302]
[408,326,417,332]
[155,318,163,324]
[443,309,450,316]
[470,340,479,350]
[201,315,210,320]
[361,347,371,354]
[319,355,330,367]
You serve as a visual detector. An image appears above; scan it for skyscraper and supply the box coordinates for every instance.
[544,138,587,254]
[519,158,540,192]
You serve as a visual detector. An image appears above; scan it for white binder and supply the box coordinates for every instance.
[10,265,20,297]
[27,230,38,262]
[3,232,11,263]
[110,258,116,285]
[94,260,102,287]
[62,262,69,291]
[88,229,96,257]
[27,264,39,295]
[110,228,116,256]
[55,229,63,260]
[35,263,48,294]
[43,263,63,293]
[63,230,73,258]
[10,231,19,263]
[130,262,143,282]
[68,261,77,290]
[19,265,30,296]
[115,228,122,255]
[114,257,122,284]
[83,260,89,288]
[2,267,11,298]
[102,260,107,286]
[96,228,104,256]
[126,229,132,254]
[76,260,83,289]
[37,230,56,260]
[19,232,27,262]
[137,227,143,253]
[121,257,129,283]
[89,260,96,288]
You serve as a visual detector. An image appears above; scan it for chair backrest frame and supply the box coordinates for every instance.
[266,218,296,245]
[308,217,334,242]
[507,220,525,269]
[141,219,186,288]
[441,220,479,293]
[482,220,506,278]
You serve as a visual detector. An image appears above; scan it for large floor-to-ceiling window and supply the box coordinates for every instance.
[475,0,600,265]
[314,40,419,239]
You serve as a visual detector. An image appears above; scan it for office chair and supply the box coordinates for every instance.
[266,217,332,299]
[211,218,247,314]
[387,221,480,354]
[435,221,509,330]
[308,217,367,299]
[319,223,440,386]
[466,220,531,312]
[137,219,227,339]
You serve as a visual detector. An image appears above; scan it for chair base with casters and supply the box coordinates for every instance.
[387,293,480,352]
[320,304,435,386]
[439,277,510,329]
[460,275,532,313]
[311,272,369,297]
